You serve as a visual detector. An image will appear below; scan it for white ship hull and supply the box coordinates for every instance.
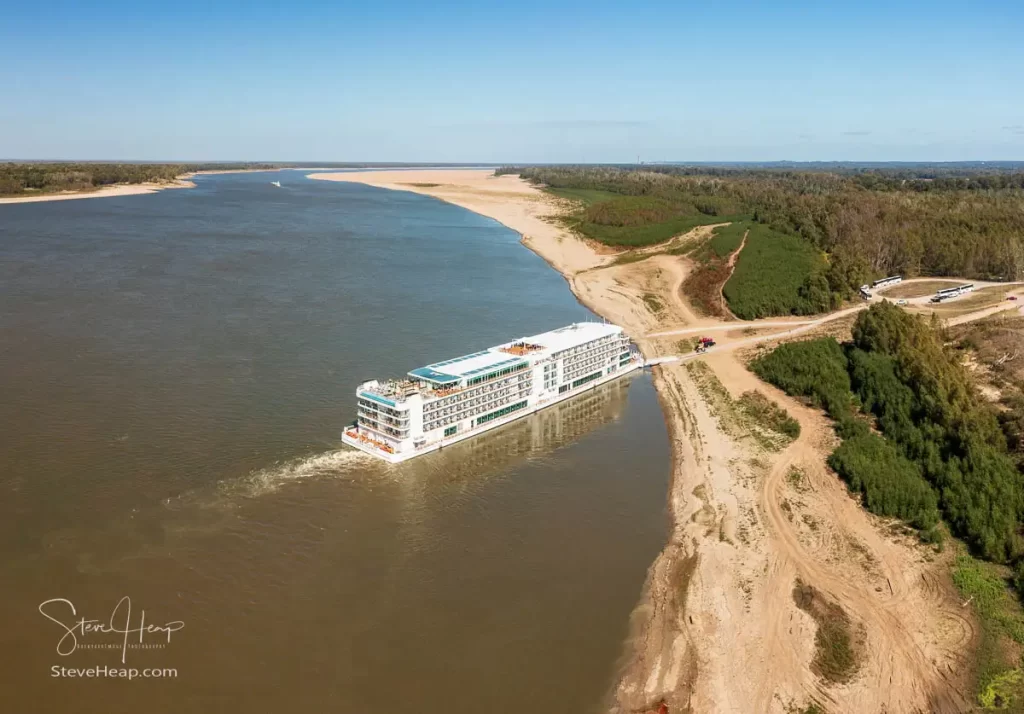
[343,358,642,463]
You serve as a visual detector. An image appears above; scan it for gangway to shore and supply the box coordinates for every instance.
[644,356,680,367]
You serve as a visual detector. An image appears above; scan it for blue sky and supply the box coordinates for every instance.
[1,0,1022,161]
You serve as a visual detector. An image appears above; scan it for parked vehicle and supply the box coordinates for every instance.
[695,336,716,353]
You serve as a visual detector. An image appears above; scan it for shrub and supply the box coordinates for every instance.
[750,338,852,419]
[722,224,829,319]
[708,221,748,258]
[828,434,940,529]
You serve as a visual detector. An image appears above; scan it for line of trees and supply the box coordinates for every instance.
[0,162,287,196]
[499,165,1024,293]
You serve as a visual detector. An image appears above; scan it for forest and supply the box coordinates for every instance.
[500,165,1024,301]
[752,303,1023,560]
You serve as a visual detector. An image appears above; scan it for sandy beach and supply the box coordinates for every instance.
[0,179,196,205]
[311,168,978,713]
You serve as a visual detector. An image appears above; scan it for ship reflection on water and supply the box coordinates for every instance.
[399,372,638,486]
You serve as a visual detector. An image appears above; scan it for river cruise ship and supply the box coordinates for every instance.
[342,322,642,462]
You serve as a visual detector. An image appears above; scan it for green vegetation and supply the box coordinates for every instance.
[792,579,861,683]
[749,338,853,418]
[754,303,1024,703]
[953,552,1024,709]
[828,434,939,528]
[754,304,1024,560]
[576,199,737,248]
[541,177,748,248]
[681,220,749,318]
[709,221,748,258]
[546,186,623,206]
[737,391,801,439]
[850,303,1023,562]
[0,162,281,196]
[723,224,831,319]
[498,165,1024,294]
[687,362,798,450]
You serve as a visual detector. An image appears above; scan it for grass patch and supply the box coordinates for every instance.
[792,579,862,683]
[953,551,1024,710]
[737,391,801,439]
[642,293,664,314]
[545,186,621,206]
[709,221,749,258]
[723,224,829,319]
[687,363,798,450]
[579,213,735,248]
[402,182,441,188]
[545,184,750,248]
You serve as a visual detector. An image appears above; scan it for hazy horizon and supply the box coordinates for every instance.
[3,0,1022,162]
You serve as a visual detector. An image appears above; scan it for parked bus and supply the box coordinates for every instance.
[931,284,974,303]
[871,275,903,290]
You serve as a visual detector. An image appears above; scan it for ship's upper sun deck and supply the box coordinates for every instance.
[407,323,623,386]
[409,351,526,384]
[509,322,622,356]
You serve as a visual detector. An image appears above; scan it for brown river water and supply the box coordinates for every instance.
[0,171,670,713]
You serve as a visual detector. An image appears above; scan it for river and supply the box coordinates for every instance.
[0,171,670,713]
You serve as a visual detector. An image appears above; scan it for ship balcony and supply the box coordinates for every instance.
[357,408,409,426]
[357,415,409,438]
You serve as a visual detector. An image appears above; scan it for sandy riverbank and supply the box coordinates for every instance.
[309,170,610,277]
[310,168,974,712]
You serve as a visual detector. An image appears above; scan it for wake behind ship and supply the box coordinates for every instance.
[343,322,643,462]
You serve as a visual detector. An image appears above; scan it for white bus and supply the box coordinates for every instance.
[871,275,903,290]
[931,284,974,303]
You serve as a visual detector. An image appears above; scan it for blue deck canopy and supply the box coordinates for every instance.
[408,367,460,384]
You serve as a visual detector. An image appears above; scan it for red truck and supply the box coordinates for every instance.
[695,336,716,353]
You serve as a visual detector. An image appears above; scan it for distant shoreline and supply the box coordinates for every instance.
[0,166,497,205]
[0,167,285,205]
[0,180,195,205]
